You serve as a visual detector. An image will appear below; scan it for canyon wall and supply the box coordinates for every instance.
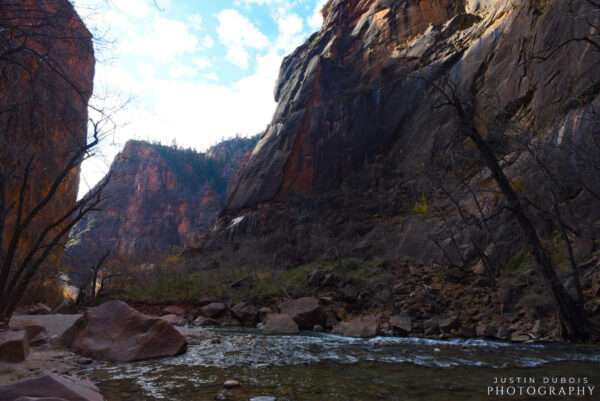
[216,0,600,266]
[66,137,257,270]
[0,0,95,270]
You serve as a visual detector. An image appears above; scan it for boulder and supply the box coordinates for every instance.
[200,302,228,318]
[439,316,460,332]
[61,300,187,362]
[278,297,325,330]
[258,307,272,320]
[9,320,48,346]
[262,314,299,334]
[389,313,412,335]
[496,326,513,340]
[511,333,532,342]
[163,306,185,316]
[0,330,29,363]
[197,297,219,307]
[333,315,379,338]
[192,316,219,327]
[160,314,186,326]
[0,374,103,401]
[423,318,440,335]
[230,303,258,326]
[476,323,498,338]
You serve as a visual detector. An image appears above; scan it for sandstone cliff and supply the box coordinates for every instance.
[0,1,94,284]
[195,0,600,340]
[218,0,600,262]
[66,137,257,269]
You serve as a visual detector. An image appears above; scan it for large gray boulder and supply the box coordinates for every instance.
[278,297,325,330]
[61,301,187,362]
[333,315,379,338]
[262,314,299,334]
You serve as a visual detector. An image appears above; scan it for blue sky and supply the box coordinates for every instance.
[73,0,326,194]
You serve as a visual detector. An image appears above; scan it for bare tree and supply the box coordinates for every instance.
[0,0,115,324]
[427,77,595,341]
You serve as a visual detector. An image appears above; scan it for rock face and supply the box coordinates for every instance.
[226,0,467,210]
[65,136,257,270]
[0,0,94,296]
[61,300,187,362]
[0,374,104,401]
[199,0,600,339]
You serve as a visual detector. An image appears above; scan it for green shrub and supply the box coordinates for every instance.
[413,194,430,216]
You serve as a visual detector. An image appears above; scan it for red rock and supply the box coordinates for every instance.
[0,374,103,401]
[61,301,187,362]
[0,0,94,274]
[65,137,258,272]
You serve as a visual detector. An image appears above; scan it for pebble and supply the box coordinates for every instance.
[223,379,241,389]
[250,397,277,401]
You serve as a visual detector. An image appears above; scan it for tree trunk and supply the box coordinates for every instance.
[466,127,592,341]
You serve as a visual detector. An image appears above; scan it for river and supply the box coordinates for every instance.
[89,328,600,401]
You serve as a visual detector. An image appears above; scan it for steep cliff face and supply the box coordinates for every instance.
[228,0,600,211]
[191,0,600,341]
[222,0,600,253]
[0,1,94,265]
[66,137,257,268]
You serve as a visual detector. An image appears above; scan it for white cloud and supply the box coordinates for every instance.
[187,14,203,30]
[123,16,199,63]
[217,9,269,69]
[192,57,212,70]
[273,10,305,53]
[202,35,215,48]
[75,0,327,196]
[169,64,198,79]
[308,0,327,30]
[113,0,152,18]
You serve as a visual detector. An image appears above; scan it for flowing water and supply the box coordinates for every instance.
[88,328,600,401]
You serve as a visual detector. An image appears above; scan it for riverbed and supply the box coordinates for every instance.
[88,328,600,401]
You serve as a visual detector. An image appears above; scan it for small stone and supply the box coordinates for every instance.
[439,316,460,332]
[511,333,531,343]
[250,397,277,401]
[223,379,241,389]
[215,390,232,401]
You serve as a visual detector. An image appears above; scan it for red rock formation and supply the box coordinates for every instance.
[204,0,600,288]
[0,1,94,281]
[66,137,257,270]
